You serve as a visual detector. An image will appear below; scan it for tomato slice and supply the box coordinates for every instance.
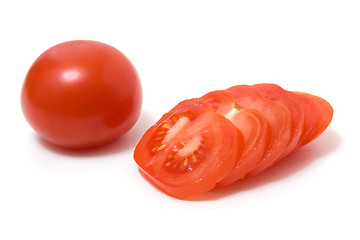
[200,90,270,185]
[293,92,333,146]
[226,85,292,177]
[252,84,304,157]
[134,98,244,199]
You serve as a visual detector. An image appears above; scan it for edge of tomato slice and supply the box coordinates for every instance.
[200,90,271,186]
[226,85,292,177]
[134,98,244,199]
[293,91,334,146]
[252,83,305,157]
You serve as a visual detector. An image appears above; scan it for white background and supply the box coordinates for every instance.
[1,0,359,239]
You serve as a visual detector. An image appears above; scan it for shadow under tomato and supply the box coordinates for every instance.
[187,128,342,201]
[36,110,157,158]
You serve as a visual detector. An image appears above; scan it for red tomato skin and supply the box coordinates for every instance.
[21,40,142,148]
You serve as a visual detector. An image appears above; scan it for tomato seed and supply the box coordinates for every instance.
[157,144,166,151]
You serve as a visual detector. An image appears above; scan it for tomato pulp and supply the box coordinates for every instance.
[21,40,142,148]
[252,83,305,157]
[201,90,270,186]
[292,91,334,146]
[134,99,244,199]
[226,85,292,177]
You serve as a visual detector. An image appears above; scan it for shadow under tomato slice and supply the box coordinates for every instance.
[134,98,244,199]
[200,90,270,186]
[226,85,292,178]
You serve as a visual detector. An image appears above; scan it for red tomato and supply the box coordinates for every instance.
[21,40,142,148]
[134,98,244,199]
[200,90,270,186]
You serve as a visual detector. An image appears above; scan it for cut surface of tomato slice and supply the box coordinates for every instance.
[226,85,292,177]
[200,90,270,185]
[293,92,333,146]
[287,92,318,147]
[252,83,304,157]
[134,98,244,199]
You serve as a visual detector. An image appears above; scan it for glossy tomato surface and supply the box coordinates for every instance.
[21,40,142,148]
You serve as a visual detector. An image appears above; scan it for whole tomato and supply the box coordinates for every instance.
[21,40,142,149]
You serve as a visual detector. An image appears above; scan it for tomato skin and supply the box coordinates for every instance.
[21,40,142,148]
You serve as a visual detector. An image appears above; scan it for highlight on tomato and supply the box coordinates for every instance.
[21,40,142,149]
[134,83,333,199]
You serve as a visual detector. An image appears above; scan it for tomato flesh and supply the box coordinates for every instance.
[201,90,270,185]
[134,99,243,199]
[226,85,292,177]
[293,92,333,146]
[252,84,305,157]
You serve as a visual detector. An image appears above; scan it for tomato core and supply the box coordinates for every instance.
[149,115,209,173]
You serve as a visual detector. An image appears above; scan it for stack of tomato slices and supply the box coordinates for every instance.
[134,83,333,199]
